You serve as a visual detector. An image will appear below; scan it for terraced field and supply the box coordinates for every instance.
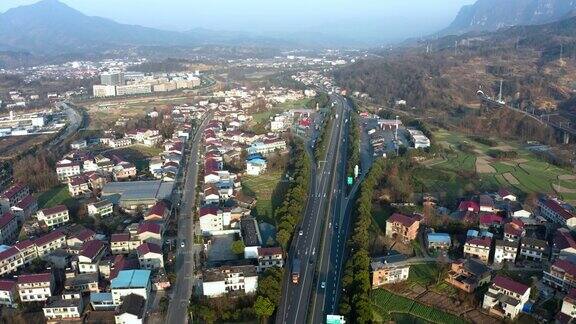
[371,289,467,324]
[419,129,576,203]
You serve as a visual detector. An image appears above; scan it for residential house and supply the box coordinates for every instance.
[458,200,480,213]
[385,213,421,243]
[0,247,22,276]
[111,233,139,255]
[56,161,82,181]
[199,206,230,235]
[10,194,38,222]
[114,293,146,324]
[137,222,162,245]
[64,272,99,293]
[144,201,168,222]
[427,233,451,250]
[519,237,548,262]
[137,243,164,270]
[497,189,517,202]
[370,255,410,287]
[35,230,67,258]
[479,214,503,230]
[87,200,114,217]
[553,228,576,262]
[14,239,37,266]
[494,240,519,265]
[68,175,90,197]
[544,259,576,292]
[36,205,70,228]
[111,270,151,305]
[77,240,107,273]
[480,195,496,212]
[558,289,576,323]
[112,162,137,181]
[464,236,492,264]
[503,219,525,242]
[43,291,84,321]
[539,198,576,229]
[445,258,491,293]
[0,212,19,245]
[256,247,284,273]
[0,183,29,212]
[246,155,267,176]
[0,280,17,307]
[90,292,115,311]
[202,265,258,298]
[66,228,96,248]
[17,272,54,302]
[483,275,530,319]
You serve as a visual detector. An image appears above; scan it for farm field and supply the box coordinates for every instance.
[371,289,467,324]
[250,98,311,124]
[242,171,288,223]
[418,129,576,203]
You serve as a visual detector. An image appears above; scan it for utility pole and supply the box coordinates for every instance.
[454,40,458,56]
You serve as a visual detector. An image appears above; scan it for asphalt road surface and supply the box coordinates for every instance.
[276,95,349,324]
[165,113,211,324]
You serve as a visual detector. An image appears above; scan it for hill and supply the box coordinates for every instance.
[442,0,576,35]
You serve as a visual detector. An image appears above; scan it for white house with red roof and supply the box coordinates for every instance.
[10,194,37,222]
[36,205,70,228]
[0,212,19,245]
[0,183,29,213]
[464,236,493,264]
[68,175,90,197]
[14,239,37,266]
[504,219,525,242]
[458,200,480,213]
[497,189,517,202]
[17,272,54,302]
[0,247,23,276]
[34,230,67,258]
[77,240,107,274]
[56,159,82,181]
[483,275,530,319]
[0,279,17,307]
[137,243,164,270]
[137,222,162,246]
[67,228,96,248]
[544,259,576,292]
[539,198,576,229]
[144,201,168,222]
[199,206,233,235]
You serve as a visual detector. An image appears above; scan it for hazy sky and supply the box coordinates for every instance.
[0,0,476,38]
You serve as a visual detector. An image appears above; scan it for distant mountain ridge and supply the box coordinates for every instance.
[442,0,576,35]
[0,0,292,55]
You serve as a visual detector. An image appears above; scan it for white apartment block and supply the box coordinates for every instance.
[483,275,530,320]
[36,205,70,228]
[202,265,258,298]
[17,273,54,302]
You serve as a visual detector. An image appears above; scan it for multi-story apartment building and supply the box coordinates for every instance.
[17,272,54,302]
[558,289,576,322]
[544,259,576,292]
[55,161,82,182]
[36,205,70,228]
[137,243,164,270]
[0,212,19,245]
[0,183,29,212]
[77,240,107,273]
[111,270,151,305]
[110,233,139,255]
[0,280,17,307]
[539,198,576,229]
[35,230,67,257]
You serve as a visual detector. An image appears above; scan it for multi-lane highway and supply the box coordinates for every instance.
[276,94,351,324]
[165,114,211,324]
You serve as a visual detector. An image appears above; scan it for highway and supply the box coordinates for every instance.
[276,95,350,324]
[165,113,211,324]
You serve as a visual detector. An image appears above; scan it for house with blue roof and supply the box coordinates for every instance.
[427,233,452,250]
[246,155,267,176]
[111,269,151,305]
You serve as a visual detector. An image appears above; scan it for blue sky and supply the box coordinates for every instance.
[0,0,476,40]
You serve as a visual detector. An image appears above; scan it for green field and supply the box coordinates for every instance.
[251,98,311,124]
[242,171,288,223]
[372,289,467,324]
[419,129,576,203]
[37,185,72,209]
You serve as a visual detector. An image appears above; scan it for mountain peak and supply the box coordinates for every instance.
[442,0,576,35]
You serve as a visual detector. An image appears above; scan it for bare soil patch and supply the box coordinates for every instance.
[503,172,520,185]
[476,157,496,174]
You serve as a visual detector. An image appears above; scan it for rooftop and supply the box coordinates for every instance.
[493,275,529,295]
[111,270,151,289]
[40,204,67,216]
[102,180,174,203]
